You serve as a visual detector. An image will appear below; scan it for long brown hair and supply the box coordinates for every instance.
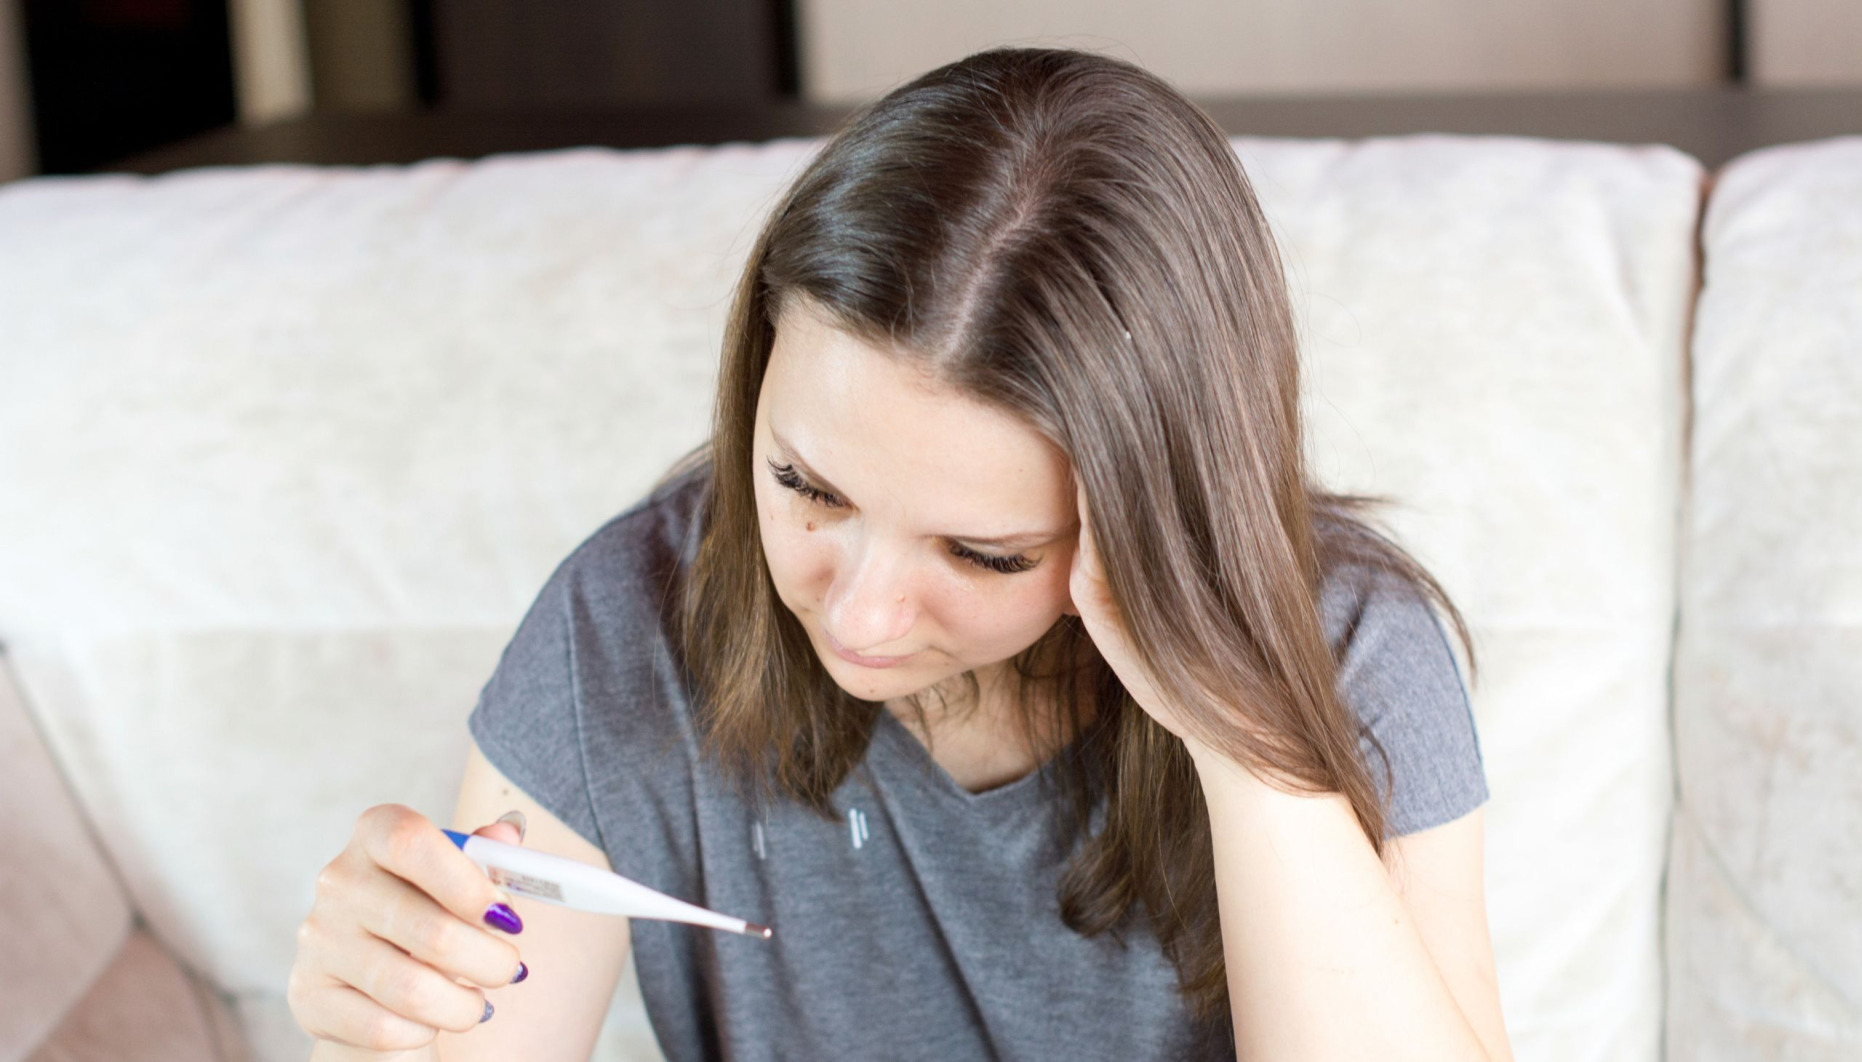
[665,45,1477,1028]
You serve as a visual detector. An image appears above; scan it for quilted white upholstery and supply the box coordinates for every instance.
[1666,135,1862,1059]
[0,133,1706,1061]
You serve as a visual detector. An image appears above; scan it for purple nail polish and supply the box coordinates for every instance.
[480,1000,494,1023]
[511,961,529,984]
[483,902,523,934]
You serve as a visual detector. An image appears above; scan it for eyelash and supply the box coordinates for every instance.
[765,458,1039,575]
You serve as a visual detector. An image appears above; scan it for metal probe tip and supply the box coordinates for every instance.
[744,923,774,940]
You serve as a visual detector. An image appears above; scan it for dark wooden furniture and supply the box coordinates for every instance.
[112,86,1862,176]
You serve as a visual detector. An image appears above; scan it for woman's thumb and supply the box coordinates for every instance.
[472,809,527,846]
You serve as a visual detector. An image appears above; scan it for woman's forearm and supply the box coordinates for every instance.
[1187,743,1491,1062]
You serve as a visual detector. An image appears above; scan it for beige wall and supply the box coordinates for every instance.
[1750,0,1862,85]
[0,0,32,182]
[799,0,1727,103]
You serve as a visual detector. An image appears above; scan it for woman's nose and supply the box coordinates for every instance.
[824,543,915,653]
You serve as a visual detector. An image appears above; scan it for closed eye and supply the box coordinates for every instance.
[764,458,1039,575]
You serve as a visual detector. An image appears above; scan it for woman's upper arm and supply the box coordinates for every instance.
[434,738,634,1062]
[1383,807,1514,1062]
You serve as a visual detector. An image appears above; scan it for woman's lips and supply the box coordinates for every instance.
[823,628,915,668]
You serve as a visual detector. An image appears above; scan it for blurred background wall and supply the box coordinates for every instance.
[1,0,35,182]
[1,0,1858,183]
[799,0,1729,103]
[1749,0,1862,84]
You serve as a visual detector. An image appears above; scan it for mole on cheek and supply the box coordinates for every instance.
[806,521,816,532]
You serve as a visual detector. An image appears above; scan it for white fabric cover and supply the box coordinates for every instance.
[0,134,1701,1061]
[1666,135,1862,1059]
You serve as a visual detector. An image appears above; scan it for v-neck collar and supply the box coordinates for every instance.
[869,704,1082,808]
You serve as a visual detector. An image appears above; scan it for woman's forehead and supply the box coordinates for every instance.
[763,304,1074,539]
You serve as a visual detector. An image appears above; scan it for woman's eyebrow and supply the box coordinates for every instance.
[769,429,1068,548]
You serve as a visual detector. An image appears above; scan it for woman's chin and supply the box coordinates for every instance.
[818,651,962,706]
[822,656,921,698]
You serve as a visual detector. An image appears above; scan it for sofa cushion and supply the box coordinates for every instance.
[23,929,232,1062]
[0,134,1702,1061]
[0,655,134,1062]
[1249,133,1701,1061]
[1667,134,1862,1057]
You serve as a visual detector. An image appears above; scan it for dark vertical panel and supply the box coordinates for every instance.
[408,0,440,105]
[429,0,782,108]
[1727,0,1747,82]
[771,0,798,97]
[22,0,237,173]
[303,0,419,112]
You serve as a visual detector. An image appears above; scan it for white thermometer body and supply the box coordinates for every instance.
[442,829,772,939]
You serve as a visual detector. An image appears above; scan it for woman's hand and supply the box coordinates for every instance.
[1067,478,1199,743]
[288,804,530,1058]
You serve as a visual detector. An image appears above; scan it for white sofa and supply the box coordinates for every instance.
[0,129,1856,1062]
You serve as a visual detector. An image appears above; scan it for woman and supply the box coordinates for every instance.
[289,46,1512,1062]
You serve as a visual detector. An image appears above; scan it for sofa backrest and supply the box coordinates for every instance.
[1664,134,1862,1058]
[0,134,1704,1061]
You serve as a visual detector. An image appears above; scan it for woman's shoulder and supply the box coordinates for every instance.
[583,460,710,568]
[1316,558,1432,651]
[1315,558,1489,835]
[467,464,714,850]
[1310,512,1434,645]
[549,462,711,617]
[1315,556,1470,726]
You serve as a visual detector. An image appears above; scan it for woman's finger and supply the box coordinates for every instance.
[341,858,524,991]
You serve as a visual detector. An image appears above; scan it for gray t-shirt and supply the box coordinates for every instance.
[468,464,1489,1062]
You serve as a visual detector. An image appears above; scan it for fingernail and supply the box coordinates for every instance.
[511,961,529,984]
[496,809,527,842]
[480,1000,494,1023]
[483,902,523,934]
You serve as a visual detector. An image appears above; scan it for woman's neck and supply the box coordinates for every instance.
[883,660,1091,794]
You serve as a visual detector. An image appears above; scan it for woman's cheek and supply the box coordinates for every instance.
[996,560,1076,644]
[946,571,1062,648]
[760,510,834,601]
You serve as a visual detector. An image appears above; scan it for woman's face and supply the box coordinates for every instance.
[752,297,1081,706]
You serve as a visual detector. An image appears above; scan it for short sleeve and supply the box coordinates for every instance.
[465,472,708,877]
[467,557,606,852]
[1331,572,1490,839]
